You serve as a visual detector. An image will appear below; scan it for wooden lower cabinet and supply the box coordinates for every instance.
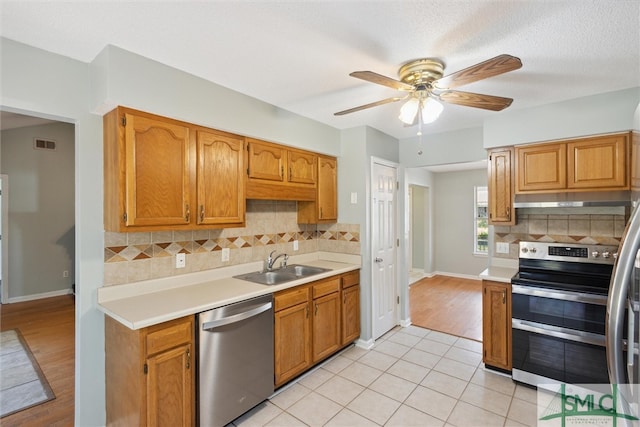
[482,280,512,371]
[274,270,360,388]
[105,316,194,427]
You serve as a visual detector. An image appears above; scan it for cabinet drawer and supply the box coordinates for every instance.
[313,277,340,299]
[146,317,193,356]
[341,271,359,289]
[275,286,310,311]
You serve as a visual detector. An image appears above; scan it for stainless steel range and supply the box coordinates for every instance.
[511,241,619,387]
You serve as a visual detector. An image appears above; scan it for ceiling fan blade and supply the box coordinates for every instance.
[439,90,514,111]
[433,54,522,90]
[334,96,406,116]
[350,71,415,91]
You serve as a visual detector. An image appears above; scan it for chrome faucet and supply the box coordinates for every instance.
[266,250,289,271]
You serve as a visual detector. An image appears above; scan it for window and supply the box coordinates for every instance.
[475,186,488,254]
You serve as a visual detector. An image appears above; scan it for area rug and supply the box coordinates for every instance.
[0,329,55,417]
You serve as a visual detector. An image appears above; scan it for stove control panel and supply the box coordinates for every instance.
[519,241,619,264]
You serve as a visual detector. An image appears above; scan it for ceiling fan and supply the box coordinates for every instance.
[334,54,522,128]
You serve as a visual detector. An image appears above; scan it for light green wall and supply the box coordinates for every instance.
[410,185,426,270]
[433,168,488,276]
[484,87,640,148]
[399,127,485,167]
[1,122,75,299]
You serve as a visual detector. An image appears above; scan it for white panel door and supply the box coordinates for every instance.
[372,162,397,339]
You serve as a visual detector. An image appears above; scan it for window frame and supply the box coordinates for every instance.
[474,186,488,256]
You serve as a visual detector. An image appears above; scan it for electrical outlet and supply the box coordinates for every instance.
[176,253,186,268]
[293,240,299,251]
[496,242,510,254]
[221,247,230,262]
[63,270,69,278]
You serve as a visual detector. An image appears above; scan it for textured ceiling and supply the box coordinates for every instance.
[1,1,639,139]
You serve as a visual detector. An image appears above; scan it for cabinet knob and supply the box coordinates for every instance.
[200,205,205,222]
[185,204,190,222]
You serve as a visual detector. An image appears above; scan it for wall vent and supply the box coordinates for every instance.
[33,138,56,151]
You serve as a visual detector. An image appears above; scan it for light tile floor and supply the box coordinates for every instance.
[229,325,539,427]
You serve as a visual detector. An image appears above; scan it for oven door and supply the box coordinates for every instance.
[512,284,608,334]
[511,322,609,384]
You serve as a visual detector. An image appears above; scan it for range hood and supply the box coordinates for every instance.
[513,190,633,208]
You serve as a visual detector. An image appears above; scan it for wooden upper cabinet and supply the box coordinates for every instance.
[123,111,192,228]
[514,133,630,194]
[288,148,317,185]
[297,155,338,224]
[196,130,245,226]
[632,131,640,190]
[247,139,286,182]
[104,106,247,231]
[567,134,628,189]
[487,148,515,225]
[245,138,318,201]
[515,142,566,192]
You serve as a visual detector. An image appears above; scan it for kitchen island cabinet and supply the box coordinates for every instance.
[482,280,511,371]
[105,316,194,427]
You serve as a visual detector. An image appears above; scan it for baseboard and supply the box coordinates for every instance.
[431,271,482,281]
[5,288,73,304]
[399,318,411,328]
[355,337,374,350]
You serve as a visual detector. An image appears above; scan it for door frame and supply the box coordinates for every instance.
[370,157,400,339]
[1,174,7,303]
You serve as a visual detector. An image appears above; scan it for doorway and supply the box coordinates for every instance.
[408,184,429,284]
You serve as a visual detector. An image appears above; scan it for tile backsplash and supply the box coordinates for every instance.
[104,200,360,286]
[493,209,628,259]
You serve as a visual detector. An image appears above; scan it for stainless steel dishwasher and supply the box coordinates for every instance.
[197,294,274,427]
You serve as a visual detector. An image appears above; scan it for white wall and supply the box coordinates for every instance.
[1,122,75,300]
[433,168,488,277]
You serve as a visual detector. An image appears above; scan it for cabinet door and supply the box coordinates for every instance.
[312,291,341,363]
[274,302,311,387]
[318,156,338,221]
[515,143,566,192]
[146,343,193,427]
[488,148,514,225]
[196,130,245,225]
[482,281,511,370]
[288,148,317,185]
[124,112,191,226]
[567,134,628,189]
[247,139,285,182]
[342,284,360,345]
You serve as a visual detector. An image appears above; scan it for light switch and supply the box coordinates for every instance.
[496,242,510,254]
[221,247,230,262]
[293,240,299,251]
[350,192,358,204]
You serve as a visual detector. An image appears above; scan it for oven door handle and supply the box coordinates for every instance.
[512,318,606,347]
[511,284,608,306]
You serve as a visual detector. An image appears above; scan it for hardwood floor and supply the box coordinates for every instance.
[409,275,483,342]
[1,295,75,427]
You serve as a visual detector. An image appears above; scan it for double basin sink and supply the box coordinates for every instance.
[234,264,331,286]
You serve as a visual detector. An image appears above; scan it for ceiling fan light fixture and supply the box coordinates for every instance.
[421,97,444,124]
[398,98,420,125]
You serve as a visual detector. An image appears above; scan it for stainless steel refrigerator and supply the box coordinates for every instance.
[607,202,640,415]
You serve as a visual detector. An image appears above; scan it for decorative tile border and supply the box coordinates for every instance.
[105,228,360,263]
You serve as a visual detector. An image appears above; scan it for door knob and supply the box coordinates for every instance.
[374,257,383,263]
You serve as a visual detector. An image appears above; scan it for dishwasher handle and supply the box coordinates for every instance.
[202,301,272,331]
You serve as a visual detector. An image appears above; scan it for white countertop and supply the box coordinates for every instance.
[479,266,517,283]
[98,252,361,330]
